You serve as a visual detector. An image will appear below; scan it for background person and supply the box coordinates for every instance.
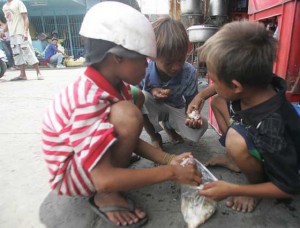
[1,0,43,81]
[49,30,67,54]
[0,14,16,70]
[44,37,66,68]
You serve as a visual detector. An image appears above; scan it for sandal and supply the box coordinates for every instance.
[88,196,148,227]
[10,76,27,81]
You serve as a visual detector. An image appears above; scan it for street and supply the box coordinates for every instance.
[0,67,299,228]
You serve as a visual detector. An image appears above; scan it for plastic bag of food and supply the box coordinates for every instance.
[180,158,217,228]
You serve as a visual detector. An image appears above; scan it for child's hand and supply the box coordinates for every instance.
[199,180,234,201]
[185,111,205,129]
[169,152,193,166]
[172,163,202,186]
[151,88,170,101]
[186,96,205,129]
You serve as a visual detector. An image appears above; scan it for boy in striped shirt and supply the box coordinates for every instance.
[42,2,202,227]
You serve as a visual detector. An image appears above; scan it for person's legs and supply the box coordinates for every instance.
[19,64,27,79]
[90,101,146,226]
[211,95,230,135]
[2,41,15,68]
[33,63,43,80]
[10,37,27,80]
[224,127,264,213]
[161,120,184,144]
[142,91,166,149]
[205,95,240,171]
[50,53,65,67]
[21,40,43,79]
[143,114,163,149]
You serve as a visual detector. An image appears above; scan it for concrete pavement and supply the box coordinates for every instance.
[0,68,299,228]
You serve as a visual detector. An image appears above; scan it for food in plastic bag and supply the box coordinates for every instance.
[180,158,217,228]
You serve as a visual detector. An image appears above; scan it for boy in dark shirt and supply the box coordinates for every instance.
[197,21,300,213]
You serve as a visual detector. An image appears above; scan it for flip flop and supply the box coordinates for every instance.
[129,154,141,165]
[10,76,27,81]
[88,196,148,227]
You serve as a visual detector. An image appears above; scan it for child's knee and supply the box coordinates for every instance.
[225,128,248,158]
[110,101,143,129]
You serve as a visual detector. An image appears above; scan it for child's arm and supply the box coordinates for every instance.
[90,140,202,193]
[199,180,292,201]
[134,138,180,164]
[185,84,217,129]
[186,84,217,114]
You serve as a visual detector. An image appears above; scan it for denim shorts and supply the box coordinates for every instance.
[219,123,262,161]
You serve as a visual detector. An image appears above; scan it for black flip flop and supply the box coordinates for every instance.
[129,154,141,165]
[88,196,148,227]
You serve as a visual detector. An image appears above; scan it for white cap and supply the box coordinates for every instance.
[79,1,156,59]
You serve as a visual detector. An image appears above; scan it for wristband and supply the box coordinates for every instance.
[163,153,176,165]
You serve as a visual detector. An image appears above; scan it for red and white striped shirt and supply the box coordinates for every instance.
[42,66,134,196]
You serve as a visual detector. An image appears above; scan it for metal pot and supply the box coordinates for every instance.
[187,25,218,43]
[180,0,204,15]
[209,0,228,16]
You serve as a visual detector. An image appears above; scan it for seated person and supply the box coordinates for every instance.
[44,37,66,68]
[48,30,67,54]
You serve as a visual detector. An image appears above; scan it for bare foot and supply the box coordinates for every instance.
[94,192,146,226]
[205,154,240,172]
[226,196,259,213]
[37,73,44,80]
[161,122,184,144]
[167,129,184,144]
[151,133,163,150]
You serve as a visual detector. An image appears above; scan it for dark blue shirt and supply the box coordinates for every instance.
[139,61,198,109]
[230,76,300,194]
[45,43,58,60]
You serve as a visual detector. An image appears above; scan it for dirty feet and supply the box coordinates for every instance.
[90,192,147,226]
[205,154,240,172]
[226,196,259,213]
[161,122,184,144]
[165,128,184,144]
[150,133,163,150]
